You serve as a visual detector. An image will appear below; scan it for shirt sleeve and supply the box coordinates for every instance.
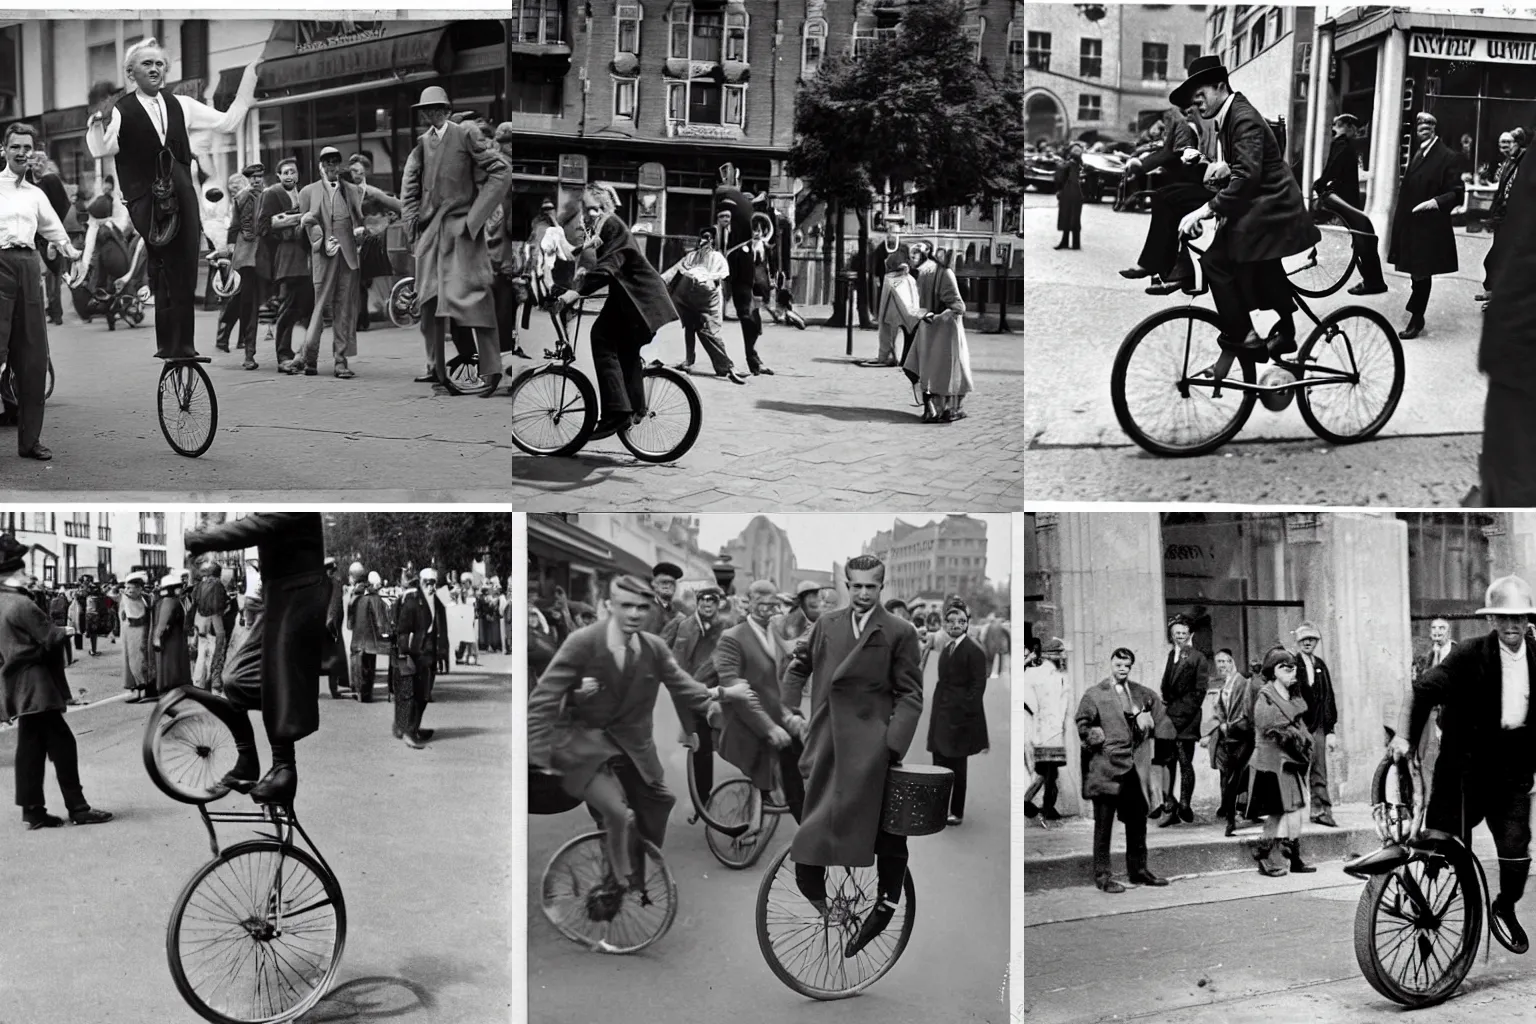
[34,190,72,250]
[86,106,123,158]
[177,94,248,136]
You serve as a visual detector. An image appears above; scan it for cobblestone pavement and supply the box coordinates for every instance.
[1023,192,1495,503]
[512,304,1023,510]
[8,305,508,499]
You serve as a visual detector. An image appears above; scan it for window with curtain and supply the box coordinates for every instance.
[803,19,826,78]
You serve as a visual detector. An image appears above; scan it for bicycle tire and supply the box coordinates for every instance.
[0,359,53,405]
[703,780,782,869]
[541,830,678,955]
[1285,227,1356,299]
[755,843,916,1000]
[1294,306,1403,445]
[510,364,598,457]
[167,838,347,1024]
[158,361,219,458]
[618,366,701,463]
[1110,306,1257,457]
[439,354,496,397]
[1353,849,1482,1008]
[685,754,751,837]
[388,277,419,328]
[44,359,54,400]
[141,690,241,805]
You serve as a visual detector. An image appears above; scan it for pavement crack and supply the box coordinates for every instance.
[236,422,508,446]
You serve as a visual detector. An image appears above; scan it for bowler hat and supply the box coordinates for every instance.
[0,534,26,574]
[241,162,265,178]
[795,580,821,598]
[1478,575,1536,615]
[1170,55,1230,109]
[651,562,683,581]
[413,85,451,109]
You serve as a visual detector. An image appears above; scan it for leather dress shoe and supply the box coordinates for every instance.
[416,728,435,742]
[1223,330,1270,363]
[414,372,438,383]
[726,370,748,385]
[1095,875,1127,894]
[1493,896,1530,954]
[1178,803,1194,823]
[250,765,297,805]
[1159,812,1180,828]
[1349,282,1389,296]
[1400,318,1426,340]
[1266,330,1298,359]
[69,807,113,825]
[844,900,896,958]
[19,444,51,460]
[1024,800,1039,818]
[1129,870,1169,887]
[403,732,426,749]
[23,811,64,829]
[589,414,631,441]
[1120,266,1153,279]
[1311,813,1338,828]
[1145,277,1193,296]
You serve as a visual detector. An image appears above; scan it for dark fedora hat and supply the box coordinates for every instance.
[1170,55,1230,109]
[0,534,26,574]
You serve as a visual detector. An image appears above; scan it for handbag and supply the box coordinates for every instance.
[147,148,180,247]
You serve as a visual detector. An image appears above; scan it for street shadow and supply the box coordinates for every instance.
[975,367,1026,376]
[755,399,916,424]
[301,975,434,1021]
[513,455,623,491]
[810,357,876,366]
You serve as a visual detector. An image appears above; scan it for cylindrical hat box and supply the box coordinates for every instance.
[880,764,955,837]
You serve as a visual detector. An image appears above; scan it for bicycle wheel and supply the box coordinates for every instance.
[141,691,241,805]
[510,364,597,457]
[756,843,916,1000]
[1295,306,1404,445]
[704,779,781,869]
[540,830,678,954]
[439,354,496,396]
[1110,307,1257,456]
[167,839,346,1024]
[1284,226,1356,298]
[618,366,701,463]
[1354,850,1482,1008]
[388,277,418,328]
[158,361,219,458]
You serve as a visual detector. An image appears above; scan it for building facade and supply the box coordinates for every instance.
[1023,3,1208,143]
[1024,510,1528,815]
[723,515,800,592]
[863,514,989,602]
[572,513,717,585]
[1,509,192,583]
[1205,4,1314,165]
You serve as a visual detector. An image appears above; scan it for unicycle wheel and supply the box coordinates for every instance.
[141,690,241,805]
[439,353,497,396]
[1353,851,1482,1008]
[541,830,677,954]
[619,366,701,462]
[167,838,346,1024]
[158,360,218,458]
[389,278,419,328]
[703,779,780,869]
[755,843,915,1000]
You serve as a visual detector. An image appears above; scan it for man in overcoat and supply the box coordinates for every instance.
[1312,114,1389,296]
[1291,621,1340,826]
[400,87,510,398]
[1388,111,1464,339]
[394,566,450,747]
[1171,56,1321,362]
[347,571,390,703]
[714,580,802,819]
[1393,575,1536,954]
[320,557,352,699]
[1156,615,1208,825]
[671,585,727,799]
[226,162,265,365]
[185,512,330,806]
[256,157,311,368]
[554,183,678,439]
[0,535,112,829]
[1203,648,1256,836]
[1077,647,1169,892]
[290,148,367,378]
[780,555,924,958]
[927,600,990,826]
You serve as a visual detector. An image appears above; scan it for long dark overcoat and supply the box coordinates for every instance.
[153,594,192,693]
[1208,93,1321,262]
[1389,140,1463,277]
[1076,677,1164,800]
[927,634,990,758]
[781,605,924,868]
[575,212,679,337]
[1160,646,1210,740]
[1055,159,1083,232]
[0,587,71,722]
[1313,135,1364,211]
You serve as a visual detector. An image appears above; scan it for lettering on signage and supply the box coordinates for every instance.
[1163,544,1215,561]
[1410,33,1476,58]
[671,123,742,140]
[1410,32,1536,64]
[265,32,440,90]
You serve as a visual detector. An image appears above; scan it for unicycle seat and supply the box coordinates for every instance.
[161,355,214,364]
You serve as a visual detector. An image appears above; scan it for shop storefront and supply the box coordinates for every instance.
[526,513,650,614]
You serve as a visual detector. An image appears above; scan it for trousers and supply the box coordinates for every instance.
[273,275,314,363]
[302,254,358,370]
[1408,276,1433,319]
[14,709,85,811]
[933,752,969,817]
[128,159,202,360]
[193,611,227,690]
[1201,228,1295,343]
[1092,768,1150,879]
[677,294,733,375]
[424,298,503,384]
[589,289,649,416]
[1308,726,1333,817]
[350,650,378,702]
[585,753,677,850]
[0,247,48,451]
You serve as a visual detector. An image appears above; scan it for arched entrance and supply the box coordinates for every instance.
[1025,90,1067,147]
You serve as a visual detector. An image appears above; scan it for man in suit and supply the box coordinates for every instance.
[1312,114,1389,297]
[1171,56,1322,363]
[224,162,265,366]
[1118,103,1214,292]
[780,554,924,958]
[347,570,389,703]
[85,40,258,362]
[1393,575,1536,955]
[671,585,728,798]
[1292,620,1340,827]
[400,87,509,398]
[321,558,352,699]
[1389,111,1465,339]
[257,157,311,368]
[1479,131,1524,304]
[27,152,70,327]
[927,599,989,826]
[715,580,803,819]
[528,574,722,903]
[289,147,365,379]
[394,566,449,748]
[1204,648,1256,836]
[641,562,685,642]
[1156,615,1209,826]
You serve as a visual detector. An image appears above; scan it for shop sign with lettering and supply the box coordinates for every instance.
[669,123,743,141]
[296,20,387,54]
[1410,32,1536,64]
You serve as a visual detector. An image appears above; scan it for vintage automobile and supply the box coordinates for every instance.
[1023,149,1063,193]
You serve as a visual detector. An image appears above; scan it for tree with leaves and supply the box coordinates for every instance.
[322,513,510,586]
[790,0,1025,325]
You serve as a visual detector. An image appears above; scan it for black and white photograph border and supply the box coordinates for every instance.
[0,504,514,1024]
[1021,3,1536,506]
[517,511,1017,1022]
[0,11,512,499]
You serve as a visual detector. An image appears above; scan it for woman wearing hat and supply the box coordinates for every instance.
[153,572,192,693]
[1391,575,1536,954]
[120,571,155,701]
[1245,646,1317,877]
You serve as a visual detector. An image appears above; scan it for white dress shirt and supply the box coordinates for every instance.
[605,615,639,668]
[0,168,73,252]
[1212,92,1237,164]
[746,616,776,661]
[852,606,875,640]
[86,77,256,159]
[1501,641,1529,730]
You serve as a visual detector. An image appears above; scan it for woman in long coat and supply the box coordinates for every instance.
[1054,143,1084,250]
[903,245,975,424]
[1246,647,1315,876]
[1388,112,1465,338]
[926,602,990,825]
[119,573,155,702]
[153,577,192,693]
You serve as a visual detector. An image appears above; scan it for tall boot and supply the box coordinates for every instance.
[1494,857,1532,954]
[1252,838,1287,877]
[1281,838,1316,873]
[1053,233,1070,251]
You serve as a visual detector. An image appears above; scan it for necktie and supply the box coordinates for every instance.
[621,637,636,678]
[1117,684,1132,715]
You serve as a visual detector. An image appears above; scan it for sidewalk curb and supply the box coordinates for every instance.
[1025,823,1380,892]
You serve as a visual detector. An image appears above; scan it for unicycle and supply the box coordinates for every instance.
[685,744,787,870]
[142,686,346,1024]
[1345,753,1490,1008]
[158,357,218,458]
[539,826,679,954]
[389,276,419,328]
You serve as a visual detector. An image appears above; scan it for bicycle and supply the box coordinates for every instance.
[1110,235,1404,457]
[381,273,493,395]
[142,685,346,1024]
[1345,752,1501,1009]
[533,761,680,955]
[509,271,702,462]
[684,738,790,870]
[754,762,951,1000]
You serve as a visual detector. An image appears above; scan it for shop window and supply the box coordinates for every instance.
[1027,31,1052,72]
[1249,20,1266,57]
[1143,42,1169,81]
[180,20,209,82]
[1183,44,1201,72]
[802,19,827,78]
[1232,35,1244,65]
[617,4,642,55]
[1078,93,1102,122]
[1080,38,1101,78]
[516,0,564,45]
[614,77,637,119]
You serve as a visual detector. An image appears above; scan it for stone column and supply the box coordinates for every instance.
[1369,28,1409,252]
[1288,512,1411,805]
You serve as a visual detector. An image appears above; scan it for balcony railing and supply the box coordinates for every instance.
[98,527,111,541]
[64,521,89,538]
[138,532,167,546]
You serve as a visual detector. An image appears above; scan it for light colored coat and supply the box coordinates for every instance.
[903,260,973,397]
[400,121,512,329]
[1023,662,1072,749]
[298,178,367,274]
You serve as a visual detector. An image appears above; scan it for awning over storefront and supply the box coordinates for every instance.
[255,22,451,100]
[528,515,618,571]
[1329,7,1536,54]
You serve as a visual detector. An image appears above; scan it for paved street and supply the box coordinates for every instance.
[527,651,1013,1023]
[1023,193,1495,503]
[511,305,1024,511]
[0,648,514,1024]
[9,306,508,500]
